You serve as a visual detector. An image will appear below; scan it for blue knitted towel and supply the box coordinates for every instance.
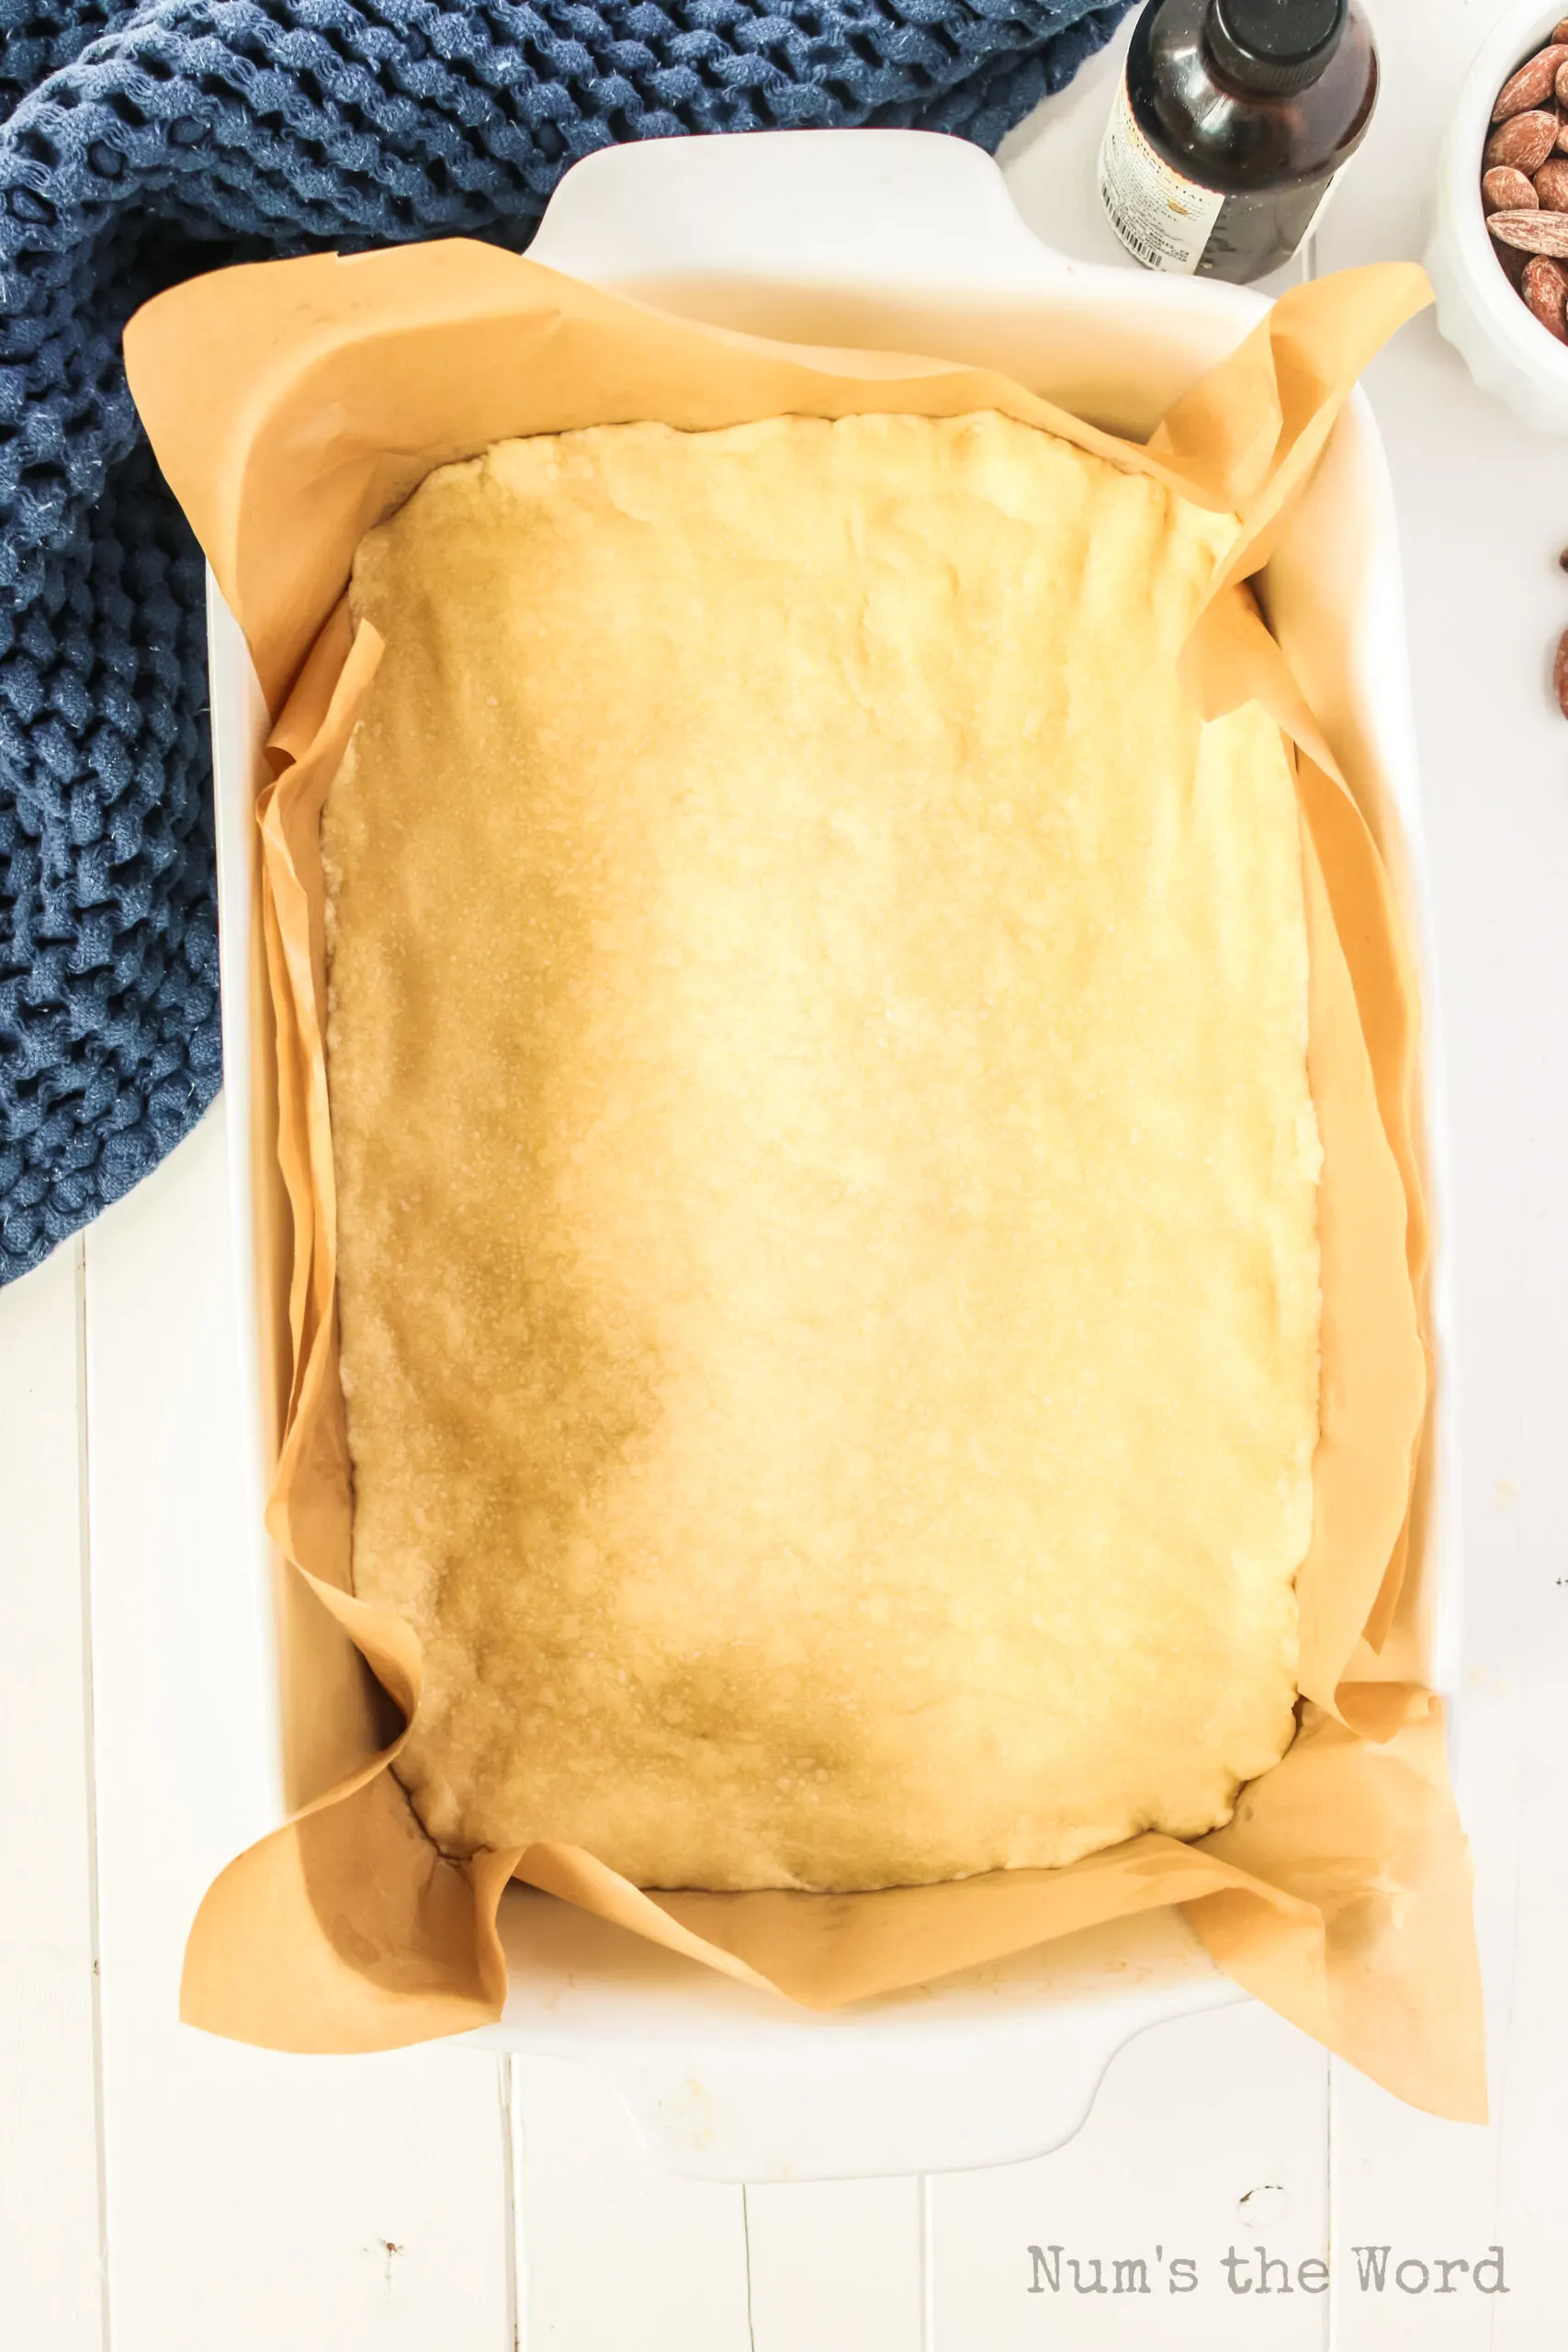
[0,0,1132,1283]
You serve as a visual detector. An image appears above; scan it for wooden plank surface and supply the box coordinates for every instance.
[514,2055,751,2348]
[0,1238,106,2351]
[744,2176,924,2352]
[2,3,1565,2345]
[79,1103,517,2352]
[929,2002,1329,2351]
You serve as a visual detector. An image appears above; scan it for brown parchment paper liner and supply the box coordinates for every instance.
[125,243,1483,2119]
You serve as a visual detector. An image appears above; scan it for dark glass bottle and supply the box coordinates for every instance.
[1098,0,1379,283]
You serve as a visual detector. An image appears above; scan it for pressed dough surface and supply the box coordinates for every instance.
[324,412,1321,1892]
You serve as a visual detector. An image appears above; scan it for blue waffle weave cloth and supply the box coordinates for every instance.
[0,0,1131,1282]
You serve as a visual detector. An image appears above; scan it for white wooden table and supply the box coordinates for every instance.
[5,4,1565,2342]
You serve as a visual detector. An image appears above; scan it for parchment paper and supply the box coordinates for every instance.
[125,241,1483,2120]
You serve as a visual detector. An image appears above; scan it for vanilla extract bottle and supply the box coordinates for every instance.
[1099,0,1379,283]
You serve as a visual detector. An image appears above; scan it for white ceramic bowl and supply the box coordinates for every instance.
[1427,0,1568,429]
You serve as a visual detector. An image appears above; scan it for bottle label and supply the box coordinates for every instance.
[1098,73,1224,274]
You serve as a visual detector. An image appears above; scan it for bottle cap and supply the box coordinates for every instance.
[1206,0,1347,96]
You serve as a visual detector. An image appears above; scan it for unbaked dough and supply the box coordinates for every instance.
[323,411,1321,1892]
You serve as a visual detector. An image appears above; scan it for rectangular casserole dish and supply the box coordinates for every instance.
[206,126,1460,2181]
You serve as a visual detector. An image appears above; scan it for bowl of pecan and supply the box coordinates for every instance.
[1427,0,1568,430]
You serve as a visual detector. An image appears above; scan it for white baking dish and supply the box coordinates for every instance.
[208,127,1460,2183]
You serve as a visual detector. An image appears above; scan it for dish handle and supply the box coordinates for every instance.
[528,126,1069,290]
